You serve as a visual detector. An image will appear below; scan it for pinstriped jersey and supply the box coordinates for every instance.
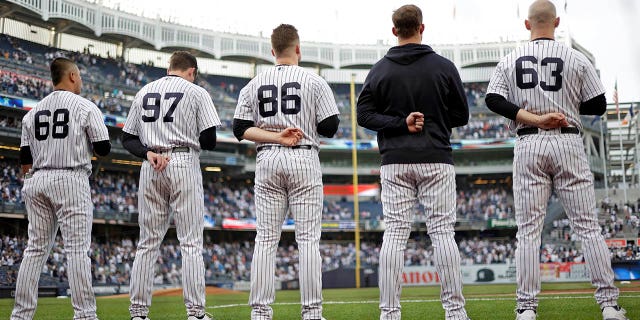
[234,65,339,148]
[123,76,221,151]
[20,90,108,173]
[487,39,605,131]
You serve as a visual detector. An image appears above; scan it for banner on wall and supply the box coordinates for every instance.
[612,260,640,281]
[221,218,296,230]
[605,239,628,247]
[323,184,379,197]
[488,219,517,228]
[402,262,590,286]
[221,218,256,230]
[0,94,23,108]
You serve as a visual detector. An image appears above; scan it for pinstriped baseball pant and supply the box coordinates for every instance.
[379,163,468,320]
[11,170,97,320]
[129,151,206,318]
[249,148,323,320]
[514,133,619,310]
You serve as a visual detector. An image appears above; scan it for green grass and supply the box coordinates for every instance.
[1,282,638,319]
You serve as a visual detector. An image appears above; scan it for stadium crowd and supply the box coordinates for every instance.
[0,163,514,223]
[456,187,513,221]
[0,34,513,142]
[2,234,637,287]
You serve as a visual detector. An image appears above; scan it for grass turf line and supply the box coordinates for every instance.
[0,282,637,319]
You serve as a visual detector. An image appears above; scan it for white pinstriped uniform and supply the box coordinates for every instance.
[234,65,339,320]
[12,90,108,320]
[123,76,221,318]
[379,163,467,320]
[487,39,620,311]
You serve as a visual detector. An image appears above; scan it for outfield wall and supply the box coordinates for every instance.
[9,262,638,297]
[402,263,591,286]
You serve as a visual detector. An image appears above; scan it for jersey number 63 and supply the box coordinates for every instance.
[515,56,564,92]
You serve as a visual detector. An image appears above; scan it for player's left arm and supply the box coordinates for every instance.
[121,93,148,159]
[233,85,256,141]
[19,113,32,174]
[315,80,340,138]
[356,78,408,134]
[485,94,519,120]
[232,84,303,145]
[486,61,521,120]
[578,60,607,115]
[445,62,469,128]
[19,147,32,174]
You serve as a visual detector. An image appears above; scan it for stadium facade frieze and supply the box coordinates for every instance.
[3,0,584,76]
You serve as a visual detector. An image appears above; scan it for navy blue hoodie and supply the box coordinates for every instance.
[357,43,468,165]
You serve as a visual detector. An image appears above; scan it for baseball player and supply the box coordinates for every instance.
[357,5,470,320]
[485,1,627,319]
[11,57,110,320]
[122,51,220,320]
[232,24,339,320]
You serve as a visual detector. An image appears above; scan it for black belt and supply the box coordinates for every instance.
[517,127,580,136]
[256,145,313,152]
[32,167,76,172]
[154,147,190,153]
[171,147,190,153]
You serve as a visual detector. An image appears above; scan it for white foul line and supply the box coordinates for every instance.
[208,294,640,309]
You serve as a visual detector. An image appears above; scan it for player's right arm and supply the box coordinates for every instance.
[84,101,111,157]
[314,79,340,138]
[445,61,469,128]
[19,112,32,175]
[578,57,607,116]
[195,87,221,150]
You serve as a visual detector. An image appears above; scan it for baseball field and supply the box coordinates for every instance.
[1,282,638,319]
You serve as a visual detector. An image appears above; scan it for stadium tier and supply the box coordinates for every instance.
[0,162,513,225]
[0,34,507,142]
[2,234,639,288]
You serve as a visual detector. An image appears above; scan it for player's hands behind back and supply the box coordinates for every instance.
[278,128,303,146]
[147,151,170,172]
[406,112,425,133]
[536,112,569,130]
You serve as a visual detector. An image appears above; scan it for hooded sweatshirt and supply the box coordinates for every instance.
[357,43,469,165]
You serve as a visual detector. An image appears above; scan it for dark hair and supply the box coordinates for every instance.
[50,57,76,85]
[169,51,198,72]
[271,24,299,55]
[392,4,423,38]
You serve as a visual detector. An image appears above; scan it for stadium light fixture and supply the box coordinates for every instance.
[204,166,222,172]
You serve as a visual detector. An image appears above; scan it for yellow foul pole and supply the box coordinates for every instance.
[350,73,361,288]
